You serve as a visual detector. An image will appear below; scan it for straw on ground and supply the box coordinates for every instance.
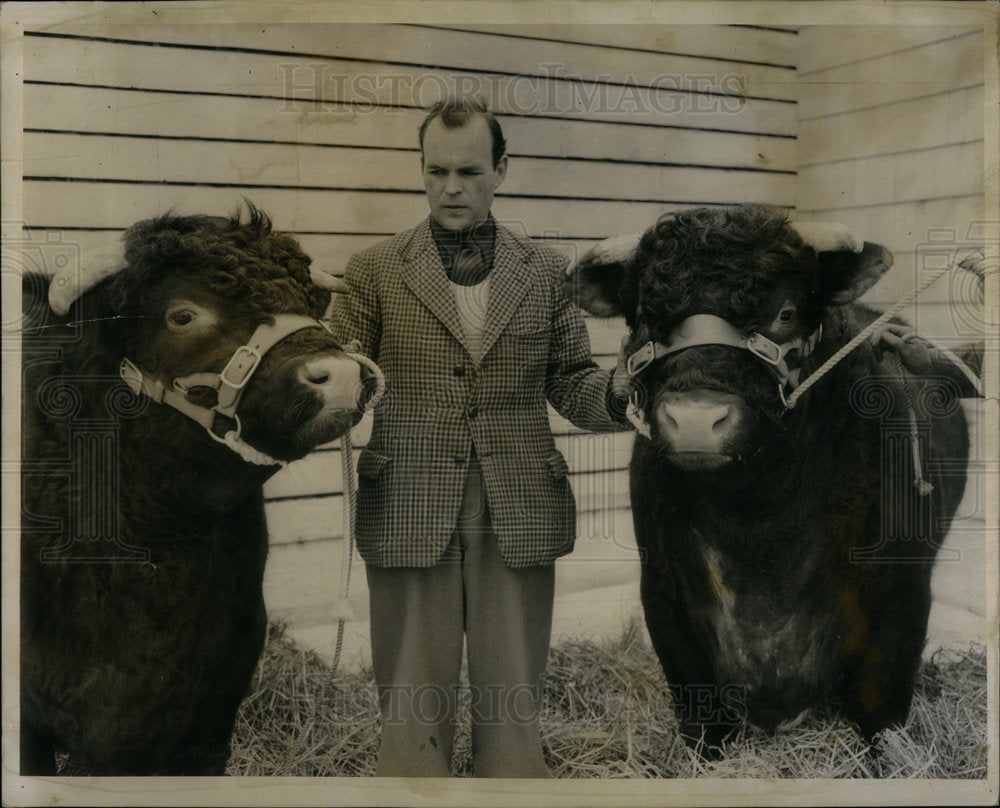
[226,621,988,778]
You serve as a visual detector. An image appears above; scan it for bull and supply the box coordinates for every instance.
[565,204,974,750]
[19,205,378,775]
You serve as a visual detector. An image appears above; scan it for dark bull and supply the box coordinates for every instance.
[565,204,971,750]
[20,205,380,774]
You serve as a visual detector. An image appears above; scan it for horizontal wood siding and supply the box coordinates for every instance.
[796,25,987,341]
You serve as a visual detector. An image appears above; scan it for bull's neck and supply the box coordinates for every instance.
[116,414,278,537]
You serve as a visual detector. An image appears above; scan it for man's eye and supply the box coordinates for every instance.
[778,307,796,323]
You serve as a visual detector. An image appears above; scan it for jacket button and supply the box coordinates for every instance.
[453,366,465,377]
[468,406,479,419]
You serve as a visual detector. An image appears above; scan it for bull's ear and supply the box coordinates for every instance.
[562,232,642,317]
[818,241,894,305]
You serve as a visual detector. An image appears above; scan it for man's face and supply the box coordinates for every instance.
[422,116,507,231]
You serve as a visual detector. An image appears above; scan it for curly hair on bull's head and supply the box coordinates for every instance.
[108,202,328,323]
[635,205,823,339]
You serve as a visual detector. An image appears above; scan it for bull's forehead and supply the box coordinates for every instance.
[638,263,815,334]
[144,268,318,318]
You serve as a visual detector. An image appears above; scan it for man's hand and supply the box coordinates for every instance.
[611,335,635,398]
[870,323,937,375]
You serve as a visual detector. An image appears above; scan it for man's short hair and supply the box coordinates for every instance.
[418,96,507,168]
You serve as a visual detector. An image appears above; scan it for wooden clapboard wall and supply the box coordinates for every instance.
[21,22,799,662]
[796,25,985,339]
[796,26,990,652]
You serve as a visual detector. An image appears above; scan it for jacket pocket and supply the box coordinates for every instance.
[545,450,570,479]
[357,449,390,483]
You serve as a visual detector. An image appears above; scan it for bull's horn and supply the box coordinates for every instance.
[790,221,863,254]
[566,231,643,277]
[47,238,126,316]
[310,267,349,295]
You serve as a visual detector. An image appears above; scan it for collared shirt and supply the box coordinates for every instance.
[430,215,496,286]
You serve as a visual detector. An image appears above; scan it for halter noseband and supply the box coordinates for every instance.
[623,313,823,437]
[119,314,330,466]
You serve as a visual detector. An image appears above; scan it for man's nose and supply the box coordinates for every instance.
[444,173,462,194]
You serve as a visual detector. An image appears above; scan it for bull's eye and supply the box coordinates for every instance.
[168,310,195,327]
[167,309,196,328]
[767,300,798,334]
[165,301,215,332]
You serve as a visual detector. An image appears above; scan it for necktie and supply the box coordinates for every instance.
[450,244,488,287]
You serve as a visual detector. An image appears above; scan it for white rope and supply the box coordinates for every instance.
[222,431,287,466]
[890,352,934,496]
[329,347,382,674]
[345,350,387,408]
[784,265,954,409]
[331,429,356,674]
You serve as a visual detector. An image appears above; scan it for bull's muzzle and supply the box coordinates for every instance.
[297,355,366,411]
[654,392,745,466]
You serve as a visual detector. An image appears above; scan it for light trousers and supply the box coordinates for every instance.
[366,458,555,777]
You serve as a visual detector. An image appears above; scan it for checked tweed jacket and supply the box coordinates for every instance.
[331,217,626,569]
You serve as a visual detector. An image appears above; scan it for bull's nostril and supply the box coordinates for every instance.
[712,406,731,433]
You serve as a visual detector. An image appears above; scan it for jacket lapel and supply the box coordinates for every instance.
[399,219,471,354]
[479,224,532,360]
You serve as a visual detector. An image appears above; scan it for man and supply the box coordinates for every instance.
[330,97,629,778]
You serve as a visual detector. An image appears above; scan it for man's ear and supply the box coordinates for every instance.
[492,155,508,190]
[818,241,894,305]
[562,232,642,317]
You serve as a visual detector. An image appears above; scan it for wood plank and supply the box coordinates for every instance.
[430,24,798,67]
[23,36,797,135]
[23,132,796,204]
[27,23,798,102]
[266,496,344,546]
[798,142,982,212]
[797,33,983,120]
[797,26,982,80]
[25,84,799,171]
[22,181,747,238]
[797,85,983,165]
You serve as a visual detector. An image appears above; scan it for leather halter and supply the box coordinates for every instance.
[624,314,823,434]
[119,314,329,463]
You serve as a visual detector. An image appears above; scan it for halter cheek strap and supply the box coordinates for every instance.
[119,314,330,466]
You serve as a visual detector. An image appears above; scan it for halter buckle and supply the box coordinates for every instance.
[626,341,656,377]
[746,333,782,365]
[119,358,143,394]
[219,345,262,390]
